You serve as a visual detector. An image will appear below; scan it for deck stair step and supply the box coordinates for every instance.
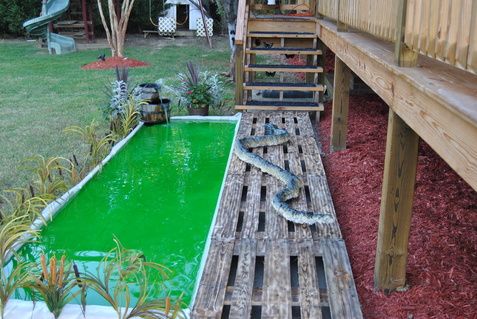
[244,82,324,91]
[236,100,324,111]
[246,47,322,55]
[248,31,317,38]
[245,64,323,73]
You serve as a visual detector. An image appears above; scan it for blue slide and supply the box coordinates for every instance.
[23,0,76,54]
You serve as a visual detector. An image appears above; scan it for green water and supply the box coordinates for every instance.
[18,121,236,306]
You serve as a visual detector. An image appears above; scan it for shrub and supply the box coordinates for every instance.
[0,0,41,36]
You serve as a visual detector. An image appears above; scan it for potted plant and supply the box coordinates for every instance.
[173,62,223,116]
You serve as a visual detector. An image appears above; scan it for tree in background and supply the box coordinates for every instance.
[96,0,136,57]
[0,0,41,36]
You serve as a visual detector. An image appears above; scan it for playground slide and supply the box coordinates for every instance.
[23,0,76,54]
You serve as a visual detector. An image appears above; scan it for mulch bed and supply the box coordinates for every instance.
[81,56,149,70]
[317,95,477,318]
[286,55,306,81]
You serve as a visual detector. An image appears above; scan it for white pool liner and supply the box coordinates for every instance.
[189,113,242,308]
[4,299,190,319]
[7,114,242,319]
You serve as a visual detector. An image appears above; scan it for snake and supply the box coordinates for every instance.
[234,123,335,225]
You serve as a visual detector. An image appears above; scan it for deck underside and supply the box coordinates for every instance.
[192,112,362,319]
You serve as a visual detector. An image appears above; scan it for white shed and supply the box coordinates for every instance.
[164,0,203,31]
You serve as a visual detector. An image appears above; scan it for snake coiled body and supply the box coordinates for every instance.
[234,124,334,225]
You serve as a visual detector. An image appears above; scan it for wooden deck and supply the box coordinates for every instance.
[191,112,362,319]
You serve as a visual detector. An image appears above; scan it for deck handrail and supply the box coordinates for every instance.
[317,0,477,75]
[235,0,247,45]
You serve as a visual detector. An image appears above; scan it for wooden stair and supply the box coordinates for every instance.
[235,14,325,114]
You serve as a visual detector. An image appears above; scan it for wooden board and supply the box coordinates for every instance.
[245,65,324,73]
[191,111,362,318]
[246,48,323,55]
[235,104,324,112]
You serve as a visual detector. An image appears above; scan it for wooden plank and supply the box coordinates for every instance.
[262,240,292,318]
[466,0,477,74]
[297,242,322,319]
[395,0,419,66]
[330,56,351,151]
[307,174,341,239]
[212,174,244,240]
[235,104,324,112]
[229,240,257,319]
[248,32,317,39]
[235,0,246,45]
[374,109,419,292]
[246,48,323,55]
[192,241,235,318]
[455,0,473,69]
[248,18,317,34]
[240,173,262,239]
[318,19,477,191]
[235,46,244,105]
[245,65,324,73]
[322,239,363,318]
[243,83,324,92]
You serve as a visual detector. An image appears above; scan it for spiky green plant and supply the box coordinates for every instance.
[0,188,51,222]
[29,255,85,319]
[65,121,116,168]
[24,155,72,198]
[0,214,39,318]
[0,257,33,319]
[82,238,186,319]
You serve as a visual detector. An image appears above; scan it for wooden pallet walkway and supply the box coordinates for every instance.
[192,112,362,319]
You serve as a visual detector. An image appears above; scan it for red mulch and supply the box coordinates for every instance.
[324,49,335,73]
[317,95,477,319]
[81,56,149,70]
[286,55,306,81]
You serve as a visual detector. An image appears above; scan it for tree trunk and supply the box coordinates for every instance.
[97,0,136,57]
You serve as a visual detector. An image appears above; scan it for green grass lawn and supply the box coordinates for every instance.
[0,37,235,190]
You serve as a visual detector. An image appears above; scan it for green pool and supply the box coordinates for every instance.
[18,121,236,306]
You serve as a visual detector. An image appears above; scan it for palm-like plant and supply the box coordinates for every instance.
[65,121,116,168]
[0,188,50,224]
[0,214,39,319]
[29,255,85,319]
[25,155,72,198]
[82,238,185,319]
[0,257,33,319]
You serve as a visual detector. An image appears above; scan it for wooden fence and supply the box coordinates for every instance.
[317,0,477,74]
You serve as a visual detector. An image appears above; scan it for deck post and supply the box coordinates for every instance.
[235,46,244,105]
[330,56,351,152]
[394,0,418,67]
[374,109,419,293]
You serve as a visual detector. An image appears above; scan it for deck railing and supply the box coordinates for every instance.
[317,0,477,74]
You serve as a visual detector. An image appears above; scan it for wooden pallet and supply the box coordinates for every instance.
[191,112,362,319]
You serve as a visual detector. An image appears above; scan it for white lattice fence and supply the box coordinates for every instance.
[158,17,176,36]
[196,18,213,37]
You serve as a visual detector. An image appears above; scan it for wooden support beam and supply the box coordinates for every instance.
[235,46,244,105]
[374,110,419,293]
[330,56,351,152]
[394,0,418,67]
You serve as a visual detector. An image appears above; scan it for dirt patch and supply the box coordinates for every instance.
[81,56,149,70]
[318,95,477,319]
